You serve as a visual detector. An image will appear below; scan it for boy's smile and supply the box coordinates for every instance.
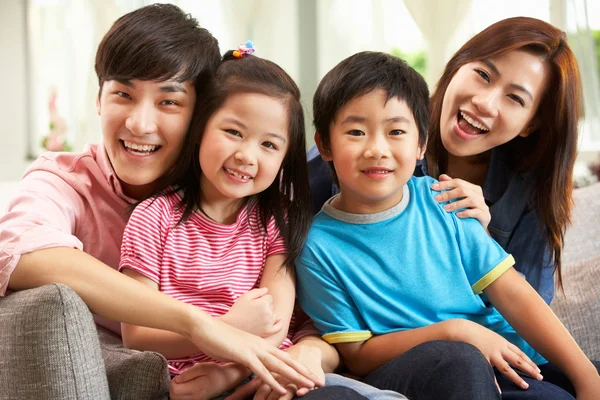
[317,88,425,215]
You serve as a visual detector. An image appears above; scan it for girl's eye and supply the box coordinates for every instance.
[389,130,405,136]
[474,69,490,83]
[507,94,525,107]
[115,91,131,99]
[225,129,242,137]
[262,141,278,150]
[347,130,364,136]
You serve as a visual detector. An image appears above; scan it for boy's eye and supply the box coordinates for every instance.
[474,68,490,83]
[160,100,178,106]
[507,94,525,107]
[115,91,131,99]
[347,130,364,136]
[262,141,278,150]
[225,129,242,137]
[389,129,405,136]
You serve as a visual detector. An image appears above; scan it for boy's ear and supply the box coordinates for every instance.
[416,139,427,160]
[315,132,333,161]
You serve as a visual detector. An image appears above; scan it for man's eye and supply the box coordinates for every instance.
[389,130,405,136]
[347,130,364,136]
[474,69,490,83]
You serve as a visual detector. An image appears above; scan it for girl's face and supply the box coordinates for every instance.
[199,92,289,206]
[439,50,549,158]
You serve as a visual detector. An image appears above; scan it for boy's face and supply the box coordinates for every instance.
[317,88,425,214]
[97,78,196,199]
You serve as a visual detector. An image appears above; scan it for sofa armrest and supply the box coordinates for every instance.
[0,283,110,400]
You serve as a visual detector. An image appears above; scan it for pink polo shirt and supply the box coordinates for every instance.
[0,143,136,332]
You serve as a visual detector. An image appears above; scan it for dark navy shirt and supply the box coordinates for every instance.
[306,144,555,304]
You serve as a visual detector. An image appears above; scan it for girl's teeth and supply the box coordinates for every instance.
[226,168,251,179]
[460,112,489,132]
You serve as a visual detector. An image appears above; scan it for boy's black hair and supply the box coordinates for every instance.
[95,4,220,95]
[160,51,311,270]
[313,51,430,184]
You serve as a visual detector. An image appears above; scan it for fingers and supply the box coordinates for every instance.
[170,375,206,400]
[506,344,543,380]
[296,387,311,397]
[265,318,284,337]
[262,347,322,388]
[254,381,273,400]
[245,287,270,300]
[225,378,262,400]
[491,355,530,390]
[173,363,209,384]
[438,174,453,182]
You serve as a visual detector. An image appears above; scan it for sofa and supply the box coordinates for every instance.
[0,182,599,399]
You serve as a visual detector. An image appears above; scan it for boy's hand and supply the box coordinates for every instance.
[171,363,247,400]
[431,174,491,231]
[221,288,283,338]
[451,319,542,390]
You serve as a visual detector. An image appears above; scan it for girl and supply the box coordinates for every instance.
[118,45,379,400]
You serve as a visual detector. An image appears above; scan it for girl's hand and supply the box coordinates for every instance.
[171,363,247,400]
[188,316,321,396]
[431,174,491,230]
[222,288,283,338]
[573,370,600,400]
[451,319,542,390]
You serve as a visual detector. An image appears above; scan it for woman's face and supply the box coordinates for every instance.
[439,50,549,158]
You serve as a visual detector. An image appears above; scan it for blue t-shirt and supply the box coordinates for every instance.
[296,175,546,365]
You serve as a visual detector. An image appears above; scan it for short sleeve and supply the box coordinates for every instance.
[0,171,85,295]
[453,215,515,294]
[266,216,287,257]
[296,246,371,344]
[119,197,172,284]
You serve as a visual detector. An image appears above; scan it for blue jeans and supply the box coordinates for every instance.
[325,373,406,399]
[497,360,600,399]
[362,340,501,400]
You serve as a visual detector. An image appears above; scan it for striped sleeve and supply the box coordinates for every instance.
[119,195,174,284]
[266,216,287,257]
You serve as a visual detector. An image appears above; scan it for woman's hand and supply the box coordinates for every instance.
[431,174,491,230]
[188,315,322,396]
[170,363,247,400]
[222,287,283,338]
[449,319,542,390]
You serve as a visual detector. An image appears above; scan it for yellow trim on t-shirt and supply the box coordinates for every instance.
[322,331,373,344]
[472,255,515,294]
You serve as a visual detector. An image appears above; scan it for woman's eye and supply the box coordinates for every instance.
[262,141,278,150]
[474,69,490,83]
[347,130,364,136]
[115,91,131,99]
[389,130,405,136]
[225,129,242,137]
[508,94,525,107]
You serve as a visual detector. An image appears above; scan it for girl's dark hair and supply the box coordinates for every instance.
[428,17,583,291]
[161,51,311,269]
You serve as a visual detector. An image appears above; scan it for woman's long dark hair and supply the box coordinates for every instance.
[158,51,311,270]
[428,17,583,291]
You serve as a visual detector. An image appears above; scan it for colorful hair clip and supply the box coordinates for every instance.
[233,40,255,58]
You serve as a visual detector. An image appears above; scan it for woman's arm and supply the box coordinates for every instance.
[485,267,600,396]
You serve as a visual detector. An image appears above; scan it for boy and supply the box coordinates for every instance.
[296,52,600,399]
[0,4,320,397]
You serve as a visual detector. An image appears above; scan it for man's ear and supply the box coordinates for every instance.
[519,119,539,138]
[315,132,333,161]
[96,95,101,116]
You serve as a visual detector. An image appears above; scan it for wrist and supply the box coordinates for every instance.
[444,318,472,342]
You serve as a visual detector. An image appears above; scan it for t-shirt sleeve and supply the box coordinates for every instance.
[453,215,515,294]
[296,244,372,344]
[266,216,287,257]
[0,171,85,296]
[119,197,171,284]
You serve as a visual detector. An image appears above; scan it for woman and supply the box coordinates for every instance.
[308,16,584,399]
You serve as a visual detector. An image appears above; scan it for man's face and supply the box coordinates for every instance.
[97,78,196,199]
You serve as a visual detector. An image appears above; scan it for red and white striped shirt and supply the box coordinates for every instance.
[119,191,295,375]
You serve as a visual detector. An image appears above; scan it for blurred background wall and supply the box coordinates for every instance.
[1,0,599,181]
